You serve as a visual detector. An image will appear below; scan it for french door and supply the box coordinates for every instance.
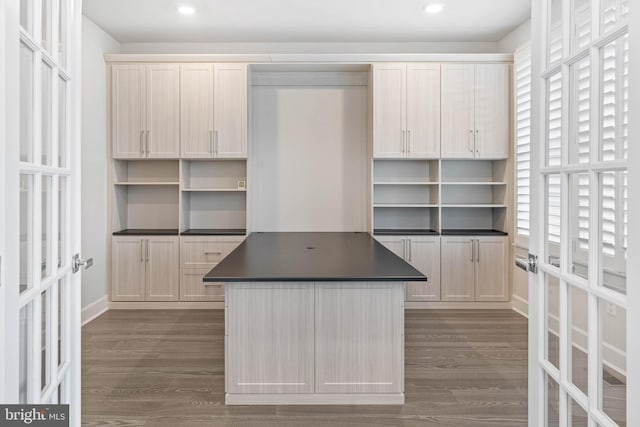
[529,0,636,426]
[1,0,82,424]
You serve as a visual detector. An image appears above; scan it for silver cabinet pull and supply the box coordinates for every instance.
[469,130,474,152]
[146,239,150,263]
[140,239,144,262]
[401,238,406,259]
[470,239,474,262]
[204,251,222,255]
[146,130,150,155]
[475,130,479,153]
[407,130,411,154]
[476,239,480,262]
[402,130,406,154]
[209,130,214,156]
[140,130,144,154]
[214,130,219,156]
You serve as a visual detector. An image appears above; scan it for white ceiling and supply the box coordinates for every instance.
[83,0,531,44]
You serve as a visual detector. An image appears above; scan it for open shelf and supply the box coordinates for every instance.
[441,207,507,234]
[373,159,439,184]
[374,183,438,206]
[112,185,180,231]
[181,191,246,231]
[441,159,507,183]
[182,160,247,191]
[373,206,439,232]
[113,160,180,185]
[441,182,506,206]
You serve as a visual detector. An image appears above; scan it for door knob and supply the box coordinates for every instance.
[72,253,94,273]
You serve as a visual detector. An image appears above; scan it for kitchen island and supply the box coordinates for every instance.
[204,232,426,405]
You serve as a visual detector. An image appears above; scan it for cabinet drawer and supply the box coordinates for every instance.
[180,267,224,302]
[180,236,243,267]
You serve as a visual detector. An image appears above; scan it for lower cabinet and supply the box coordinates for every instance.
[441,235,508,302]
[111,235,179,302]
[375,235,440,302]
[180,236,244,301]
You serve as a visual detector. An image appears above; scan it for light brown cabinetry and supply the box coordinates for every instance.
[112,64,180,159]
[179,236,244,301]
[111,235,179,302]
[441,235,508,302]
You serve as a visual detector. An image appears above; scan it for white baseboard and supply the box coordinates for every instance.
[511,294,529,317]
[82,295,109,326]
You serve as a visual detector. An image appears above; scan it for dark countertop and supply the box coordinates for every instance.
[373,229,439,236]
[440,229,508,236]
[181,228,247,236]
[204,232,427,282]
[113,229,179,236]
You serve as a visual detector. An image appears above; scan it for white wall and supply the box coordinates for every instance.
[498,19,531,53]
[119,41,502,55]
[81,16,120,310]
[250,79,367,232]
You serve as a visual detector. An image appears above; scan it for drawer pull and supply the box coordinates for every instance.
[204,283,222,287]
[204,251,222,255]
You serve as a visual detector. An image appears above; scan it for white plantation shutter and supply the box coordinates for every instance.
[574,4,591,50]
[574,58,590,250]
[601,41,616,161]
[514,45,531,240]
[546,71,562,245]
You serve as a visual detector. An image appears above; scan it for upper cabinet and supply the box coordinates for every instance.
[181,63,248,159]
[441,63,509,159]
[373,63,441,159]
[112,64,180,159]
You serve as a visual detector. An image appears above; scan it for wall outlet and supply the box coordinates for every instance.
[607,303,617,317]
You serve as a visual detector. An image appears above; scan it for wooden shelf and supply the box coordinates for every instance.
[182,188,247,192]
[115,181,180,186]
[441,182,506,185]
[441,204,507,208]
[374,204,438,208]
[373,182,438,186]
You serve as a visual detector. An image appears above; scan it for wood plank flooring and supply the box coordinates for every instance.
[82,309,528,426]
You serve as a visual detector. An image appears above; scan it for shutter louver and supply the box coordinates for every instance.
[515,46,531,239]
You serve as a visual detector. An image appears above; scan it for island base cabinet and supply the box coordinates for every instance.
[225,283,315,395]
[315,282,404,394]
[225,281,405,404]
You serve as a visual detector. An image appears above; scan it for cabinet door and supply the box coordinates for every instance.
[372,64,406,158]
[440,236,475,301]
[475,236,509,301]
[214,64,247,158]
[405,236,440,301]
[441,64,475,159]
[111,237,145,301]
[111,65,146,159]
[145,236,179,301]
[226,283,315,394]
[315,282,404,393]
[180,64,214,158]
[180,267,224,302]
[406,63,440,158]
[474,64,509,159]
[180,236,243,268]
[146,64,180,158]
[374,235,405,259]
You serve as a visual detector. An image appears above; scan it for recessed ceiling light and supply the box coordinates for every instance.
[178,5,195,15]
[424,3,444,14]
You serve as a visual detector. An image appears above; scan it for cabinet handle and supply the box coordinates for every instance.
[401,238,406,259]
[407,130,411,154]
[407,238,412,262]
[146,130,150,155]
[475,130,479,153]
[402,130,406,154]
[140,239,144,262]
[139,130,144,154]
[209,130,214,156]
[476,239,480,262]
[204,251,222,255]
[470,239,474,262]
[146,240,149,263]
[469,130,474,152]
[214,130,219,156]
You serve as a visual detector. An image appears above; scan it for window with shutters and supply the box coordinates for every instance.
[514,45,531,246]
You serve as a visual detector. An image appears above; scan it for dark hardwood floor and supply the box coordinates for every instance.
[82,309,528,426]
